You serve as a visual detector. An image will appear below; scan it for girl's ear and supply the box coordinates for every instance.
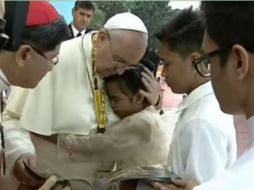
[132,92,145,105]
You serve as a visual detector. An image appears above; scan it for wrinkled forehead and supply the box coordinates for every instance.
[109,29,147,65]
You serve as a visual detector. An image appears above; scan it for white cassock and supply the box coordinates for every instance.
[166,82,237,184]
[194,116,254,190]
[1,32,119,190]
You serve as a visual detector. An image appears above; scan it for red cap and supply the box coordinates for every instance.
[25,1,59,26]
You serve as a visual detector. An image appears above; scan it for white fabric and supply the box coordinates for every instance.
[0,69,10,93]
[71,23,86,37]
[167,81,236,184]
[194,116,254,190]
[104,12,147,33]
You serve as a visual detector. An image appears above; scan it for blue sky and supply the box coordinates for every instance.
[50,0,74,24]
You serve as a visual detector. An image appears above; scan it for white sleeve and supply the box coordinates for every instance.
[2,87,36,170]
[58,117,152,161]
[179,119,230,183]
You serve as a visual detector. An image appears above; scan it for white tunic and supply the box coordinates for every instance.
[194,116,254,190]
[167,82,237,184]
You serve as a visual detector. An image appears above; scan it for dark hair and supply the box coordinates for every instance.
[21,16,71,52]
[200,2,254,65]
[142,48,160,77]
[155,7,205,58]
[105,51,157,96]
[74,1,96,11]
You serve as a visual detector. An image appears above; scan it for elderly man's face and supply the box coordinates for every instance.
[95,30,147,78]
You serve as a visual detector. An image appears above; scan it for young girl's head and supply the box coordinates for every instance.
[105,49,159,118]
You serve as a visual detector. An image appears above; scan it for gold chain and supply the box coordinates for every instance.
[91,34,106,133]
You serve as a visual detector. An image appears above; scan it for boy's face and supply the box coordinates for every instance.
[201,31,244,114]
[158,42,196,94]
[105,80,142,119]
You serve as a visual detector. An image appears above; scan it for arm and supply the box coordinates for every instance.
[58,117,152,161]
[2,87,42,186]
[3,86,34,168]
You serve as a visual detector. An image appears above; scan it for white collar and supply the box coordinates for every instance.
[0,69,10,92]
[71,24,86,37]
[248,116,254,147]
[177,81,213,112]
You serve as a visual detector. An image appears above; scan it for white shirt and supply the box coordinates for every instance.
[71,24,86,37]
[194,116,254,190]
[0,69,10,93]
[167,81,236,184]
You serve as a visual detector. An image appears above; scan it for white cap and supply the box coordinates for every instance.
[104,12,148,33]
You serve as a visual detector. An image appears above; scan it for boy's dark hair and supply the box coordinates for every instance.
[155,7,205,58]
[74,1,96,11]
[21,17,71,52]
[200,2,254,66]
[105,50,158,96]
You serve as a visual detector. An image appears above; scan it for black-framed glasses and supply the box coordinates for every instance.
[192,45,232,77]
[23,43,59,65]
[0,124,5,176]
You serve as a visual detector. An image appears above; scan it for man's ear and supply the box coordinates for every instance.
[231,44,250,80]
[15,44,32,67]
[96,30,108,48]
[189,52,203,73]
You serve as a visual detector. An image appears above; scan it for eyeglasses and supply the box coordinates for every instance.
[0,124,5,176]
[23,43,59,65]
[192,45,232,77]
[104,30,129,69]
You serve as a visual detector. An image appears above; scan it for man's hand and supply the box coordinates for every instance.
[13,154,44,186]
[151,179,197,190]
[140,67,162,106]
